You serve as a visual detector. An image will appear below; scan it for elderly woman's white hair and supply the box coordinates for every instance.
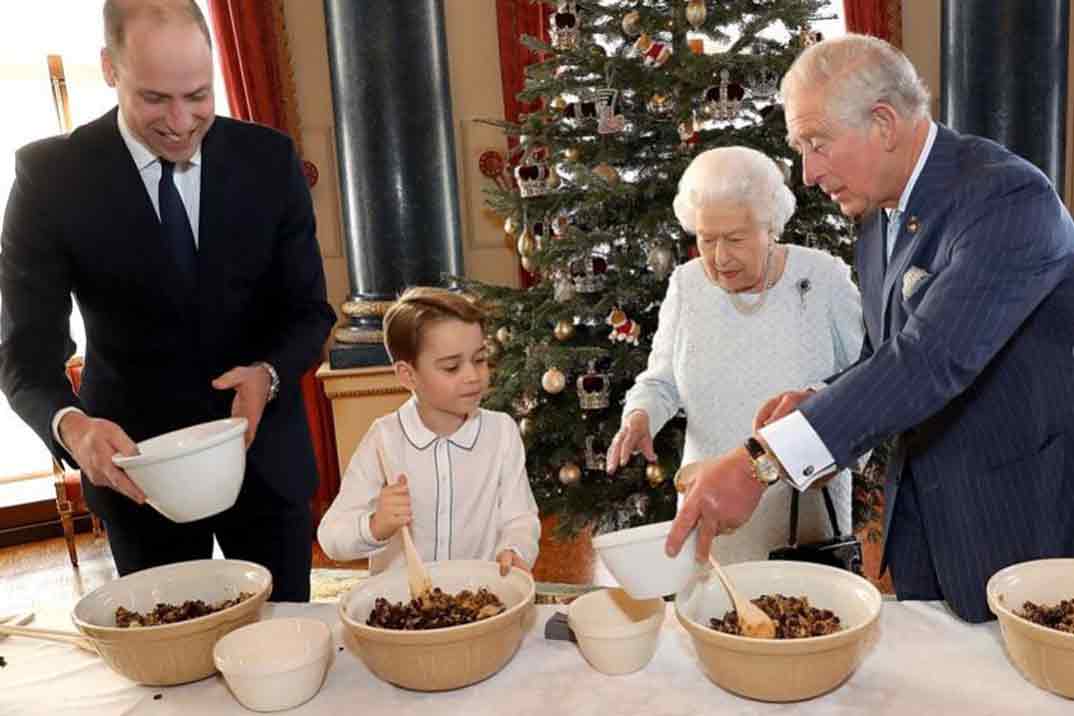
[780,33,930,128]
[673,146,796,237]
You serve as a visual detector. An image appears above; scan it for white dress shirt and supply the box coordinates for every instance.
[317,397,542,575]
[51,111,205,448]
[760,122,938,489]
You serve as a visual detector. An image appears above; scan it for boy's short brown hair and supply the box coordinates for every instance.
[383,287,487,364]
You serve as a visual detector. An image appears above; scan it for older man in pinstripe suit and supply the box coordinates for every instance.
[666,34,1074,623]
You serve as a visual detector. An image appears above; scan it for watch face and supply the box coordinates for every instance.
[757,456,781,484]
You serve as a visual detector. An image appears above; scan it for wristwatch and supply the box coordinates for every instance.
[743,437,782,486]
[255,361,280,402]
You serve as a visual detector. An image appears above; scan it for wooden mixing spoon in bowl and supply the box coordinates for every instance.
[709,556,776,639]
[375,444,433,601]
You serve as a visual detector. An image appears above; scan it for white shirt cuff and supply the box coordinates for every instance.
[758,410,837,490]
[358,511,390,549]
[52,407,85,452]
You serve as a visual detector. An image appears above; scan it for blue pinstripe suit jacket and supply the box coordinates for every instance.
[801,125,1074,622]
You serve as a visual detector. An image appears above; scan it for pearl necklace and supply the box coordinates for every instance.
[725,242,776,316]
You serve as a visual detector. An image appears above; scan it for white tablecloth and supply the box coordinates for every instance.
[1,600,1068,715]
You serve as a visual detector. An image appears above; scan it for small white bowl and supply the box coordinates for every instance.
[592,520,700,599]
[568,588,665,675]
[113,418,247,523]
[214,617,332,712]
[987,558,1074,698]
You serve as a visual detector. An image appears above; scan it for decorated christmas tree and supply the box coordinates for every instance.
[463,0,861,539]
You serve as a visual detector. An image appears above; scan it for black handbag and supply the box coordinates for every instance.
[768,486,863,575]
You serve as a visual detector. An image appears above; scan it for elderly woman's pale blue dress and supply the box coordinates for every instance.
[622,244,865,563]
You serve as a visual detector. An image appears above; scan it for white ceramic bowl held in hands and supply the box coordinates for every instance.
[987,558,1074,699]
[592,520,700,599]
[214,617,333,712]
[567,587,665,675]
[112,418,247,522]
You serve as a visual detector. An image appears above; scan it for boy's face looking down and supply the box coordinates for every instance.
[396,318,490,433]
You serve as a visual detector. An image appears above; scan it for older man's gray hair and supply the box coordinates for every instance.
[780,33,930,128]
[673,146,797,237]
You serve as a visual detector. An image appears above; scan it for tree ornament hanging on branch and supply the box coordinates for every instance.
[516,228,537,257]
[646,462,667,487]
[514,145,551,199]
[621,10,642,37]
[678,116,700,153]
[553,319,576,342]
[607,308,642,345]
[702,69,746,121]
[647,245,675,280]
[634,33,672,68]
[685,0,707,30]
[553,273,576,303]
[542,367,567,394]
[592,163,620,186]
[558,462,582,485]
[595,88,626,135]
[519,417,535,438]
[549,1,580,51]
[577,361,611,410]
[495,326,513,345]
[646,92,676,120]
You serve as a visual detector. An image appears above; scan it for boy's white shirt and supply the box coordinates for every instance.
[317,396,541,574]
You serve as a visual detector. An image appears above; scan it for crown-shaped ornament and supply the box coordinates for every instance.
[577,360,611,411]
[569,254,608,293]
[514,146,550,199]
[549,1,579,51]
[702,69,746,121]
[749,69,780,101]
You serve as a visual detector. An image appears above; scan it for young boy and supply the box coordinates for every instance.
[317,287,541,576]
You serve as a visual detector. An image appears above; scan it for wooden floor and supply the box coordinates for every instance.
[0,532,367,615]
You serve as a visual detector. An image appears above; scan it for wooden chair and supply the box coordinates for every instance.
[53,355,103,568]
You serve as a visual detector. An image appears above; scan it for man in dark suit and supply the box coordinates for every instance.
[0,0,336,601]
[666,34,1074,622]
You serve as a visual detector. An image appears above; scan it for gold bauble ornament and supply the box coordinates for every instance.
[504,216,519,235]
[519,417,535,438]
[646,463,667,487]
[549,95,567,112]
[546,170,561,189]
[593,163,620,186]
[559,462,582,485]
[685,0,707,30]
[621,10,641,37]
[553,319,575,342]
[516,228,537,257]
[541,367,567,394]
[521,255,538,273]
[496,326,512,345]
[485,336,503,359]
[563,146,581,162]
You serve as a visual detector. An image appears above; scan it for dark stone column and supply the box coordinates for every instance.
[323,0,464,368]
[941,0,1069,193]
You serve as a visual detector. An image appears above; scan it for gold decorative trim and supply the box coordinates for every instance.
[325,386,410,400]
[341,300,394,318]
[333,326,384,344]
[272,0,304,156]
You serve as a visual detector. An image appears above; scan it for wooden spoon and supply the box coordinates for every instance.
[709,556,776,639]
[0,623,98,653]
[375,444,433,601]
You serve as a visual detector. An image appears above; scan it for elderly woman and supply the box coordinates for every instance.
[606,146,864,564]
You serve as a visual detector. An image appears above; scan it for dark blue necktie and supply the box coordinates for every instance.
[158,159,197,290]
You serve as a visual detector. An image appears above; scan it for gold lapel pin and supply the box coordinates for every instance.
[906,216,920,234]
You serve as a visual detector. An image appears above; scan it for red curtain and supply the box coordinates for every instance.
[496,0,549,287]
[844,0,903,47]
[207,0,341,523]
